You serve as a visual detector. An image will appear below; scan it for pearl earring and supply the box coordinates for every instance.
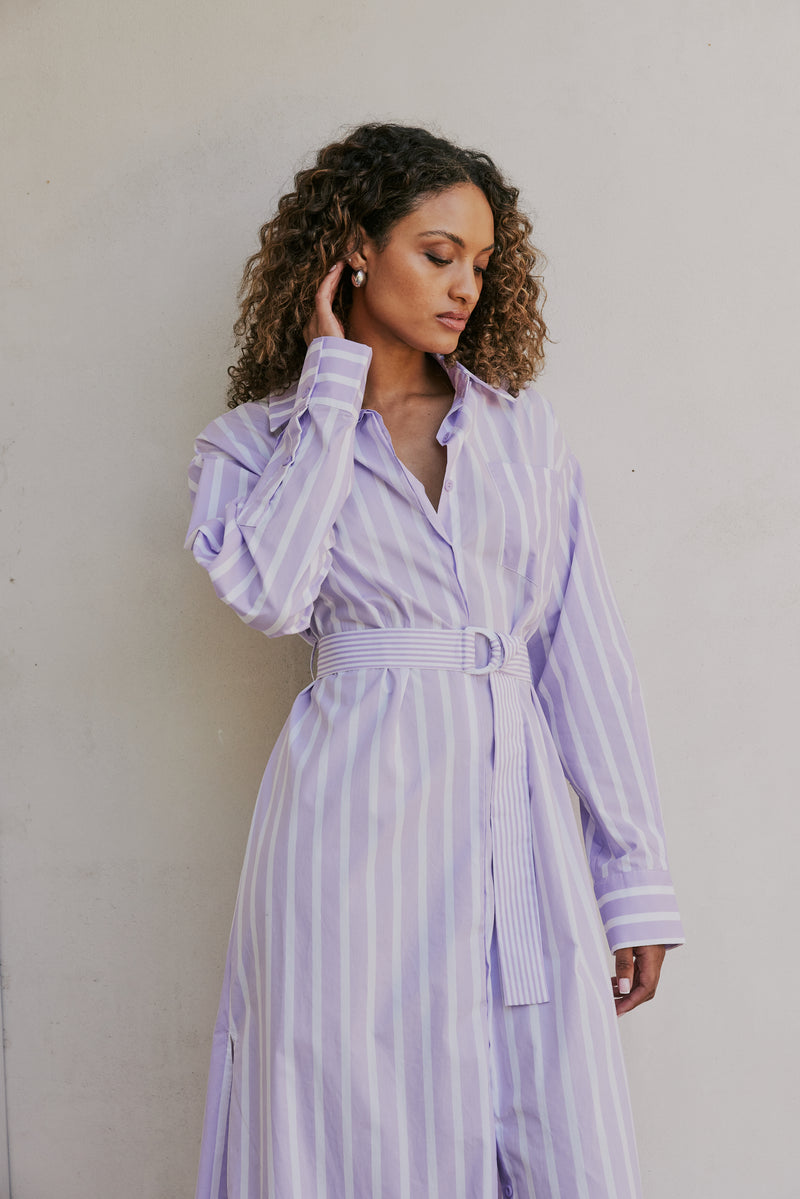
[352,269,366,288]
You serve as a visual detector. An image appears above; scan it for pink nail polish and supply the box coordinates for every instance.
[618,978,631,995]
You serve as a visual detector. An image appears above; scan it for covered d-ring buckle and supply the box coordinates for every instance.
[463,626,506,675]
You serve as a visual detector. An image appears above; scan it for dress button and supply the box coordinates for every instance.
[444,480,453,491]
[503,1186,514,1198]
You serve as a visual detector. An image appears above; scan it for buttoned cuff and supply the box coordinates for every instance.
[265,336,373,433]
[595,870,686,953]
[236,337,371,530]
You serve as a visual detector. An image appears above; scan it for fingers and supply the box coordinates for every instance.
[612,947,634,1009]
[612,945,666,1017]
[317,260,346,305]
[303,262,347,345]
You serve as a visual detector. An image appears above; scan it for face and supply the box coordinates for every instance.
[347,183,495,355]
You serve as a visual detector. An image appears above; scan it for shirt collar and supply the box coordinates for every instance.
[431,355,517,446]
[432,354,518,405]
[265,354,516,435]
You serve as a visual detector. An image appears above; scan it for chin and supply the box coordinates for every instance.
[403,320,462,356]
[428,327,463,354]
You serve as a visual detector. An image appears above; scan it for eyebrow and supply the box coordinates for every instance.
[418,229,495,253]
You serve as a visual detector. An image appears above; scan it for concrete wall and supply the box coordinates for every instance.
[2,1,798,1195]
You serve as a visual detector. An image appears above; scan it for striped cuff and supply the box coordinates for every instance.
[596,872,685,953]
[238,338,372,529]
[265,337,373,433]
[293,336,372,415]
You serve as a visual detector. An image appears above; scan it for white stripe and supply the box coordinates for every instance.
[463,674,495,1198]
[313,370,366,387]
[283,704,326,1193]
[337,673,366,1199]
[567,556,664,856]
[411,672,440,1199]
[598,884,676,908]
[315,345,371,364]
[258,720,296,1195]
[390,703,411,1199]
[365,680,390,1196]
[311,687,331,1197]
[311,396,359,413]
[436,670,467,1199]
[604,911,683,931]
[532,856,591,1198]
[537,644,631,857]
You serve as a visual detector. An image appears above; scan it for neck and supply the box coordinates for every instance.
[346,316,449,412]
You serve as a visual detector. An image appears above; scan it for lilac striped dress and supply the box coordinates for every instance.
[186,336,684,1199]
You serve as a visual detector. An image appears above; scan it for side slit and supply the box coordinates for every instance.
[196,1030,234,1199]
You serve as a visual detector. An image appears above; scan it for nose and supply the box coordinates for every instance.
[450,261,480,307]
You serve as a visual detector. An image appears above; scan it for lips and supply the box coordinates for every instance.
[436,312,469,332]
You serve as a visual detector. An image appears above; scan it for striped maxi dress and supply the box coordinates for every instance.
[185,335,684,1199]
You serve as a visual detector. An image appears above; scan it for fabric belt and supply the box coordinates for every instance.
[313,627,549,1007]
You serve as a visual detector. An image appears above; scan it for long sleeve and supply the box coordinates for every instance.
[185,336,372,636]
[528,452,685,954]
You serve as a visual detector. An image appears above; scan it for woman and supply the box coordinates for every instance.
[186,122,684,1199]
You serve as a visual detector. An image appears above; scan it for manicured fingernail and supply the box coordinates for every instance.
[618,978,631,994]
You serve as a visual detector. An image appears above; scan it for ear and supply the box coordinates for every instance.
[346,227,370,271]
[346,247,368,271]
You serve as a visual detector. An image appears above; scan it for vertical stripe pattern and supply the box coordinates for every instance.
[316,626,548,1007]
[187,336,684,1198]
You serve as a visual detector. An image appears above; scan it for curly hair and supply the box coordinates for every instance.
[227,123,548,407]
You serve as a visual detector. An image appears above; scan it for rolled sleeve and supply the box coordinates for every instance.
[185,336,372,635]
[237,337,372,530]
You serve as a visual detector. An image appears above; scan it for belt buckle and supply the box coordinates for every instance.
[464,626,504,675]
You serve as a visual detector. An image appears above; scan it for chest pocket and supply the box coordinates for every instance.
[489,461,564,591]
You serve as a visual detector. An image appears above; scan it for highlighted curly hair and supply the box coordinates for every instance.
[227,123,548,407]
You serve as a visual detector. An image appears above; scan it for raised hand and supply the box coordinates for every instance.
[303,261,347,344]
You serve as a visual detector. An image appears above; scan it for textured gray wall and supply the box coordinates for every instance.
[2,1,798,1195]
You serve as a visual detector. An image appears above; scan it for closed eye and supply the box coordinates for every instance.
[426,252,487,277]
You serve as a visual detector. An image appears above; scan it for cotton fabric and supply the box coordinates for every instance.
[186,336,684,1199]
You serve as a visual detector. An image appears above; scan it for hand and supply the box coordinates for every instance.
[303,261,347,344]
[612,944,667,1016]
